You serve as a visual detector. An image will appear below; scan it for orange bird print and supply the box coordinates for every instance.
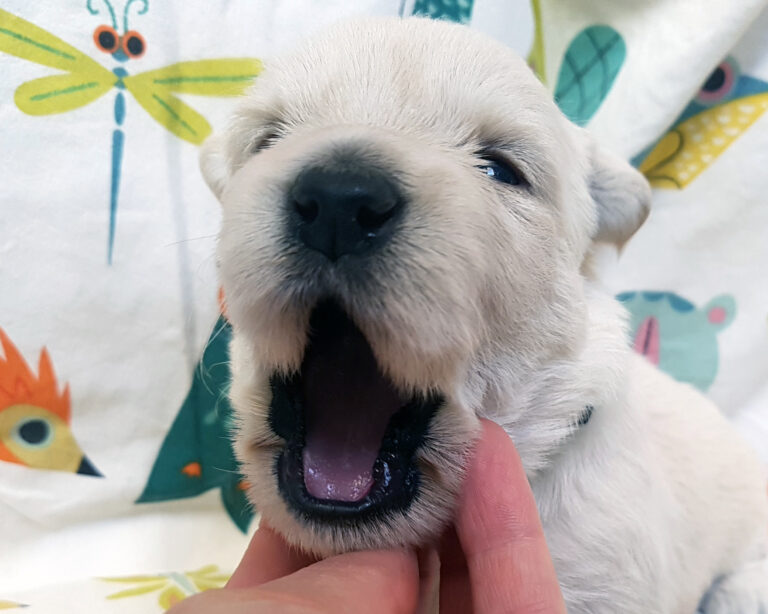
[0,329,100,476]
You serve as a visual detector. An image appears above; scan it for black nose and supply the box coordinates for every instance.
[289,165,402,261]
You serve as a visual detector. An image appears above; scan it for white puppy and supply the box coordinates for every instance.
[201,17,768,613]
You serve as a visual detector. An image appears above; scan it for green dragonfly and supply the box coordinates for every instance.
[0,1,261,263]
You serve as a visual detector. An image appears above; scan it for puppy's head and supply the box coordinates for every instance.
[202,17,650,555]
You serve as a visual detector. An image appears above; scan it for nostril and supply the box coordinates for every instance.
[356,201,399,232]
[289,164,403,260]
[294,198,319,223]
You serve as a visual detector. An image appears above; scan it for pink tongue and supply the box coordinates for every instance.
[301,305,403,502]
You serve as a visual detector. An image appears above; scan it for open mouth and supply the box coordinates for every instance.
[269,300,442,522]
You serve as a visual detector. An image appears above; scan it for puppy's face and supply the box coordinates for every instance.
[203,18,650,555]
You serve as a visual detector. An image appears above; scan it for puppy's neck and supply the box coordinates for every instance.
[472,285,631,477]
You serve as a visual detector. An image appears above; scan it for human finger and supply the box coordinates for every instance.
[257,548,419,614]
[437,526,473,614]
[176,548,419,614]
[456,419,566,614]
[226,522,316,589]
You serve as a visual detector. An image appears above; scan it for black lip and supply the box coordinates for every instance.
[267,305,443,524]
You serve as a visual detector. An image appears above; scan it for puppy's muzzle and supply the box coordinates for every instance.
[289,162,403,261]
[260,154,447,524]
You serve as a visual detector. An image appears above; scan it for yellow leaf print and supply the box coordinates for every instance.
[641,93,768,188]
[159,586,187,610]
[188,564,231,591]
[102,565,230,611]
[105,582,167,599]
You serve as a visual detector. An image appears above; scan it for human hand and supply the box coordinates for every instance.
[437,419,566,613]
[169,419,564,613]
[169,524,418,614]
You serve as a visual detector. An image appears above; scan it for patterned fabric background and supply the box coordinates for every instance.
[1,0,766,610]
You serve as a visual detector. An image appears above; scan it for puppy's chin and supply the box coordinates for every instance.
[230,299,480,556]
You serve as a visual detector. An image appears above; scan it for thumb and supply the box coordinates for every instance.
[256,548,420,614]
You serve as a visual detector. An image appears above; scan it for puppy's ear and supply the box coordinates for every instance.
[588,140,651,249]
[199,133,231,202]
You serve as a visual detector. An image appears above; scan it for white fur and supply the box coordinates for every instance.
[202,17,768,613]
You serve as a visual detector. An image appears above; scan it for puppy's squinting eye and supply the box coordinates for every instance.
[476,154,522,186]
[253,132,280,153]
[252,123,286,153]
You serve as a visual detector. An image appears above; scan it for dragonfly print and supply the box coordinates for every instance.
[0,1,261,263]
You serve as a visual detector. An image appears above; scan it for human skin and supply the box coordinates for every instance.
[169,419,566,613]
